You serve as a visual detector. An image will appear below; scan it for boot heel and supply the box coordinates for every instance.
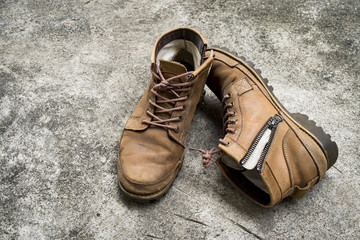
[290,113,338,169]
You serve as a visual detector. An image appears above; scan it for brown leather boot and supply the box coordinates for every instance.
[201,47,338,207]
[117,28,214,201]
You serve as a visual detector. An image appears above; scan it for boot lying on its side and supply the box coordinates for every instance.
[196,47,338,207]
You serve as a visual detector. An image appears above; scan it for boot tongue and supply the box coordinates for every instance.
[159,59,188,79]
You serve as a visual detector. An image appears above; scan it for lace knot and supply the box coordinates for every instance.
[191,92,237,168]
[190,147,221,168]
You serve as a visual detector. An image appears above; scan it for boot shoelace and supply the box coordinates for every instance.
[142,63,199,132]
[190,93,236,167]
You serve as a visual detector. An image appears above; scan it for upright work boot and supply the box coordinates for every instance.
[117,28,214,201]
[200,47,338,207]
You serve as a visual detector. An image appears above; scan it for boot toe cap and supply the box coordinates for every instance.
[117,141,181,198]
[118,167,176,198]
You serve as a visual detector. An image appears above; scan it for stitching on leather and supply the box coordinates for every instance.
[233,65,282,113]
[119,180,167,197]
[264,127,286,197]
[235,93,243,142]
[298,132,322,178]
[181,128,189,144]
[290,128,322,179]
[213,56,237,67]
[223,77,252,96]
[283,176,319,197]
[130,82,153,119]
[283,188,293,197]
[119,153,184,186]
[119,163,183,197]
[282,129,294,187]
[179,89,191,142]
[179,69,207,143]
[265,162,283,197]
[210,51,277,111]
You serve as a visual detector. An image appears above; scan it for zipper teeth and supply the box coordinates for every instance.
[240,120,271,165]
[240,114,283,171]
[256,128,277,173]
[257,115,283,173]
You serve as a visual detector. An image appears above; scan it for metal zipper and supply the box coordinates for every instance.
[240,114,283,172]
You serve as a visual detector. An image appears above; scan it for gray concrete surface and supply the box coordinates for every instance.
[1,0,359,239]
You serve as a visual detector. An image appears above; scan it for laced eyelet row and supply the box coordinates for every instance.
[220,92,238,145]
[141,63,198,132]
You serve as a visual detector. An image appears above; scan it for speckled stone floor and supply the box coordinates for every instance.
[1,0,359,239]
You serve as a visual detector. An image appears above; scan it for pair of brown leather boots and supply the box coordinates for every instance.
[117,28,338,207]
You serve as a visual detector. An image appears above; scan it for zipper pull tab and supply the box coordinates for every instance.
[268,114,283,129]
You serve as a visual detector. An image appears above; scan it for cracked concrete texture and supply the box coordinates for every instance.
[0,0,359,239]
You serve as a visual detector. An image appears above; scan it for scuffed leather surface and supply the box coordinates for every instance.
[118,28,212,196]
[124,81,153,131]
[207,49,328,207]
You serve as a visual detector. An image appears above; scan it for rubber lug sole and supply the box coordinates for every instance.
[289,113,338,169]
[209,46,338,170]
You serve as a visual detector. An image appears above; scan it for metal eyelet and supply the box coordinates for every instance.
[178,116,182,121]
[231,102,234,107]
[228,93,232,98]
[175,126,180,133]
[232,129,237,134]
[233,111,237,116]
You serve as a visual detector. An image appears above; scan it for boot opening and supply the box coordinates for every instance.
[156,39,201,71]
[154,28,206,71]
[220,155,271,205]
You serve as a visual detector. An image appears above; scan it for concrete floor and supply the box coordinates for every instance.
[1,0,359,239]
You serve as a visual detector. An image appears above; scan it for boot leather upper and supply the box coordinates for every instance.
[118,28,213,196]
[206,49,328,207]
